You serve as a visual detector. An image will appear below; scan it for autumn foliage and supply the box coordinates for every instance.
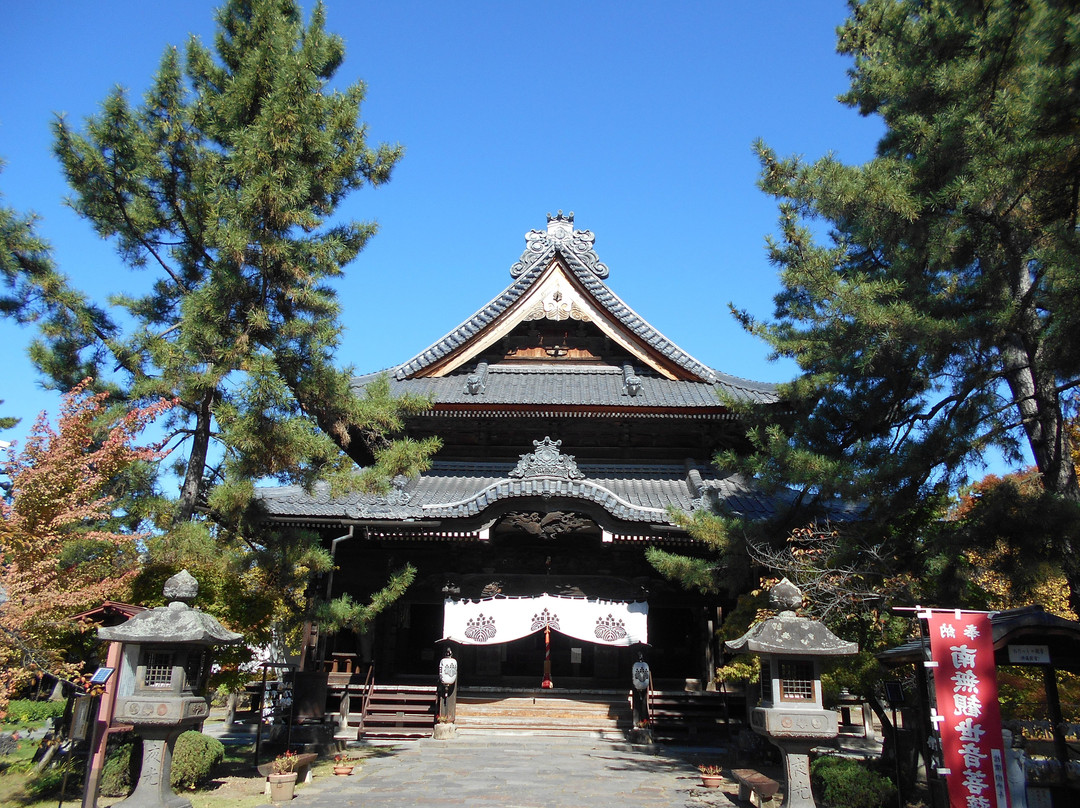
[0,381,171,712]
[945,469,1080,619]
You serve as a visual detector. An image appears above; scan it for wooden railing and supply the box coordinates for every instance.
[335,663,374,732]
[356,664,376,737]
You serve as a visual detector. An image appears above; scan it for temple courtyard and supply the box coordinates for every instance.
[274,735,742,808]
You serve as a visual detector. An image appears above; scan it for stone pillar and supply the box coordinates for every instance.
[114,726,185,808]
[779,743,817,808]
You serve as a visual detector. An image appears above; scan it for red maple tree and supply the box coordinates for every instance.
[0,381,172,712]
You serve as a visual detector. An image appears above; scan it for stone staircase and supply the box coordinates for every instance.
[338,684,742,743]
[454,688,632,738]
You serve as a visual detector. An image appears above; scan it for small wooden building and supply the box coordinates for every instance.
[258,212,787,694]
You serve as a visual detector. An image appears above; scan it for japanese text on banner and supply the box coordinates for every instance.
[926,611,1010,808]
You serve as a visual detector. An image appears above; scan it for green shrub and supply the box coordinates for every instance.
[100,735,140,798]
[171,731,225,789]
[811,755,898,808]
[100,730,224,796]
[2,699,67,726]
[26,760,83,800]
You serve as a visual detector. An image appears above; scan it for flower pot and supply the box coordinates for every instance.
[700,774,724,788]
[268,771,298,802]
[333,765,355,776]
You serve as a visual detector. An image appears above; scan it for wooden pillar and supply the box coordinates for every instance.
[82,641,123,808]
[701,606,721,691]
[1043,664,1069,767]
[541,626,553,688]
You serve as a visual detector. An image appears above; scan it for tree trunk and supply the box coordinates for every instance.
[1000,332,1078,497]
[177,392,214,523]
[999,262,1080,502]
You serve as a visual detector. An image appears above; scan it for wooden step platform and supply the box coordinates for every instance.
[455,688,632,737]
[647,688,745,742]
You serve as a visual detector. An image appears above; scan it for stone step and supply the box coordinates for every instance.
[454,691,631,736]
[458,696,629,719]
[455,717,630,738]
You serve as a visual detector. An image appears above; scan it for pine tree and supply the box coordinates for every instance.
[0,404,16,433]
[739,0,1080,510]
[722,0,1080,603]
[653,1,1080,612]
[11,0,436,525]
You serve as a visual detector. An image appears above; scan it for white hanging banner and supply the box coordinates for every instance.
[443,594,648,647]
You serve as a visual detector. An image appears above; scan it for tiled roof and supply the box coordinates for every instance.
[387,218,779,402]
[356,363,776,409]
[257,460,796,526]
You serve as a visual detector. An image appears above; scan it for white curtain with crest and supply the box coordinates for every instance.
[442,594,648,647]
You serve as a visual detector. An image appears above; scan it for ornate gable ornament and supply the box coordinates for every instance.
[509,211,610,279]
[509,437,586,480]
[522,287,592,323]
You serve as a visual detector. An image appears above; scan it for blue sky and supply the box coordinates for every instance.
[0,1,943,476]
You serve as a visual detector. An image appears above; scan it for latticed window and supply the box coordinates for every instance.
[759,658,773,704]
[779,660,815,701]
[143,651,174,688]
[184,650,206,693]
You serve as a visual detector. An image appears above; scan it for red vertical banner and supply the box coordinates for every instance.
[925,611,1011,808]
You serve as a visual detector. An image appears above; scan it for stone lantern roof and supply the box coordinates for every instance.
[724,578,858,657]
[98,570,242,646]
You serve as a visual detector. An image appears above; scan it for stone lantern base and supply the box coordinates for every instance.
[109,724,191,808]
[753,708,840,808]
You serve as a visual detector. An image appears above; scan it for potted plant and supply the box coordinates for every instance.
[268,751,299,802]
[332,753,355,776]
[698,764,725,788]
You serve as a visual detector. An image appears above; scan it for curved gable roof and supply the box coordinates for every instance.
[391,212,771,393]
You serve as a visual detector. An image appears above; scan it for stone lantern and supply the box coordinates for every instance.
[98,571,242,808]
[725,579,858,808]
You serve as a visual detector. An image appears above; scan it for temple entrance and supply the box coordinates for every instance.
[440,593,647,689]
[453,631,630,687]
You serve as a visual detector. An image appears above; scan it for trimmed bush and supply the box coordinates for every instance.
[172,730,225,790]
[100,736,140,798]
[2,699,66,725]
[811,755,898,808]
[100,730,224,796]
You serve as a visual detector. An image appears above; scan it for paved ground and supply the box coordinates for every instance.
[280,735,740,808]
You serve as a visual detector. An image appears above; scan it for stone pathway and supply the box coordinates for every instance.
[283,735,738,808]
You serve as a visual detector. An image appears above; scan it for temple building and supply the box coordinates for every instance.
[258,212,788,696]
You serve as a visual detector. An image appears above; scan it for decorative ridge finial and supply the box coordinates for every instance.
[546,210,574,236]
[510,213,609,279]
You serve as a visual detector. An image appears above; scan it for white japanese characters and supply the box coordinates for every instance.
[926,612,1011,808]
